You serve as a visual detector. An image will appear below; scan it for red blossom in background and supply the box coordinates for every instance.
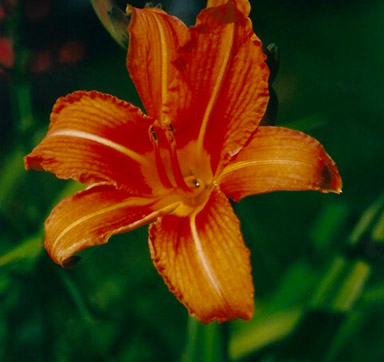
[0,37,15,68]
[58,40,85,65]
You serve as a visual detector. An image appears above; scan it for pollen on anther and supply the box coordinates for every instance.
[149,126,158,142]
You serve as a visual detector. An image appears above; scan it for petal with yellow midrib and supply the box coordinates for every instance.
[149,187,254,323]
[219,126,342,202]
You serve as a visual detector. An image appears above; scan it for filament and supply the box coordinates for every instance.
[150,126,173,189]
[164,126,193,193]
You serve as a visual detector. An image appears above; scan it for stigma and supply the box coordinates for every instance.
[183,175,206,197]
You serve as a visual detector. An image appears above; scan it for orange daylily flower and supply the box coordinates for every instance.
[25,0,342,323]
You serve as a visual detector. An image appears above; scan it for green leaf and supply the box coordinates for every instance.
[230,307,302,360]
[330,260,371,311]
[349,192,384,246]
[228,261,317,359]
[0,236,42,269]
[371,208,384,242]
[0,147,25,208]
[283,113,328,132]
[278,309,346,362]
[274,193,384,361]
[310,257,370,312]
[310,201,349,254]
[0,181,83,270]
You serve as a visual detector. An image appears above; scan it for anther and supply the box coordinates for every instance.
[149,126,158,142]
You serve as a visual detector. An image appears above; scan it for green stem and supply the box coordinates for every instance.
[10,80,34,136]
[6,0,34,140]
[183,316,229,362]
[57,269,116,362]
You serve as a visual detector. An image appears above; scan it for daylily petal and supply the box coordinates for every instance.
[219,126,342,202]
[45,184,176,267]
[149,187,254,323]
[167,0,269,173]
[126,6,189,120]
[206,0,250,16]
[25,91,155,195]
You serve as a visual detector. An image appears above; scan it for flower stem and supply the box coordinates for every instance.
[183,316,229,362]
[6,0,34,142]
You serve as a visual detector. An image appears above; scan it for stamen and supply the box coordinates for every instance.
[149,126,173,189]
[150,126,158,141]
[150,121,195,194]
[164,125,193,193]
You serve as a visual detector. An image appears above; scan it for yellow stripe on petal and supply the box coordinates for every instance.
[168,2,269,174]
[197,22,235,150]
[45,184,179,266]
[51,196,155,253]
[49,129,148,165]
[219,126,342,201]
[127,7,189,120]
[149,187,254,323]
[190,214,224,303]
[25,91,156,195]
[221,159,314,176]
[153,13,170,112]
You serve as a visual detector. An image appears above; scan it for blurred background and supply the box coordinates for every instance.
[1,0,384,361]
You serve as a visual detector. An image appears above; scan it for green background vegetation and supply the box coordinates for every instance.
[1,0,383,361]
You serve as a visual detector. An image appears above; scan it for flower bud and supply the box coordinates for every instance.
[91,0,129,49]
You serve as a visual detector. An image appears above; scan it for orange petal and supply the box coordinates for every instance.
[206,0,250,16]
[167,1,269,174]
[45,184,174,266]
[149,187,254,323]
[126,6,189,120]
[219,126,342,202]
[25,91,155,195]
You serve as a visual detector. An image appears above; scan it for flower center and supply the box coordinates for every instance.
[147,120,213,215]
